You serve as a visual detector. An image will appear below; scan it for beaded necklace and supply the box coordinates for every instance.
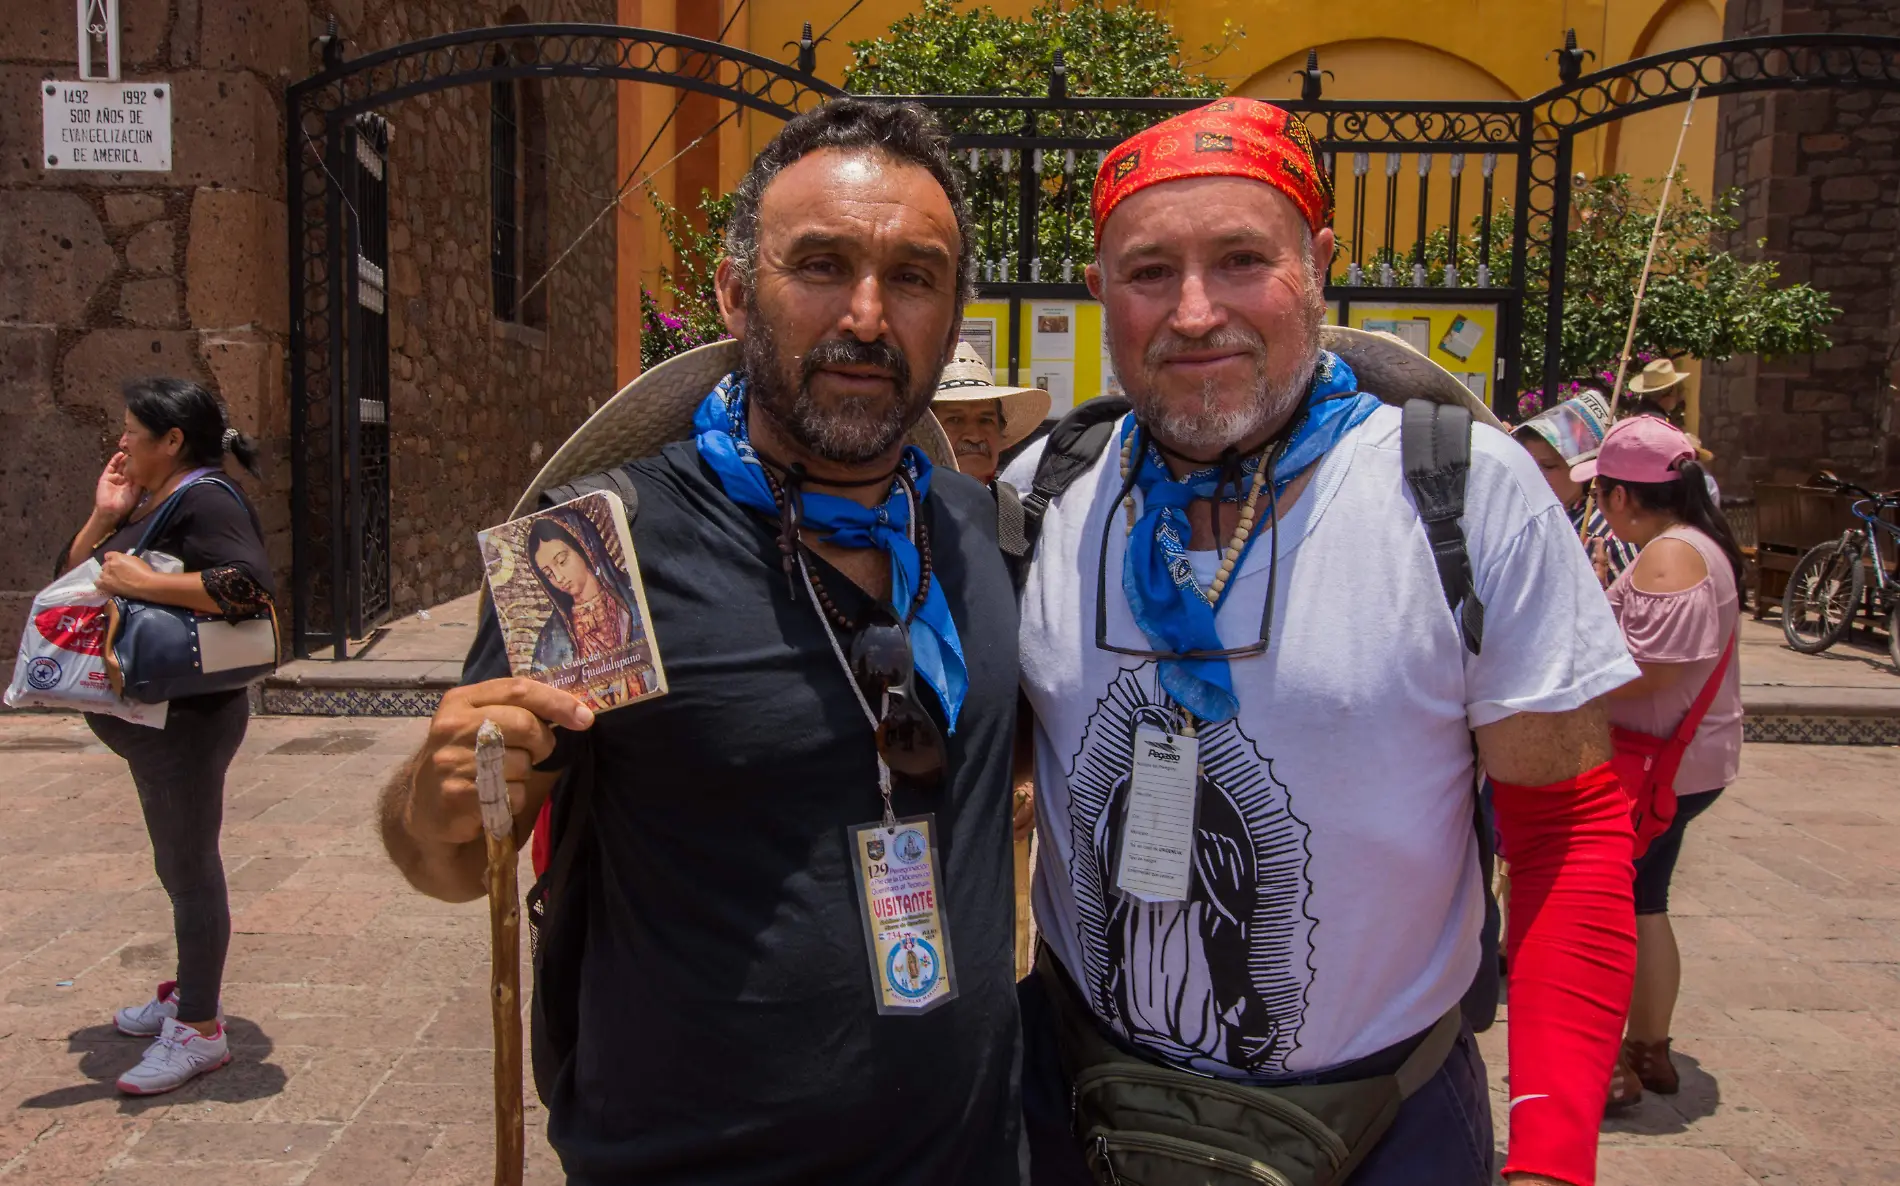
[760,463,935,633]
[1117,432,1273,605]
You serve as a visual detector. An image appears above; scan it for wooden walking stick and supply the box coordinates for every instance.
[474,720,525,1186]
[1609,84,1701,405]
[1578,86,1701,545]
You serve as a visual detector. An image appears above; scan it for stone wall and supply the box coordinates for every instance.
[0,0,617,663]
[1701,0,1900,493]
[1,0,305,664]
[352,0,618,616]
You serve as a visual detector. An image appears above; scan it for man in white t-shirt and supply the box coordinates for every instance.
[1005,99,1641,1186]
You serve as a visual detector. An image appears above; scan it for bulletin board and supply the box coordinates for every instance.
[1339,301,1501,406]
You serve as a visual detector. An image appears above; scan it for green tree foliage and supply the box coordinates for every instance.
[640,189,733,371]
[844,0,1238,277]
[1411,174,1836,408]
[843,0,1234,132]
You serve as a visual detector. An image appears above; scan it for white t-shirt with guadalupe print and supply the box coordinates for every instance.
[1004,403,1636,1077]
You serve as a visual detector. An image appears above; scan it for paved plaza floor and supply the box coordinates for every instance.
[0,710,1895,1184]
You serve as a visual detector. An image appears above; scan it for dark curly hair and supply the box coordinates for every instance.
[723,97,975,304]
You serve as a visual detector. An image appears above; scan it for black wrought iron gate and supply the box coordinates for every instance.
[288,25,1900,657]
[285,24,841,658]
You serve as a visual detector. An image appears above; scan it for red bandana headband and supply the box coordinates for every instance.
[1091,98,1333,243]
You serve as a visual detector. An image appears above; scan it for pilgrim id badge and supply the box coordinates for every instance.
[850,815,958,1016]
[1113,726,1201,903]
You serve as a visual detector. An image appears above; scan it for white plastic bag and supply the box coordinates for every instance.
[5,554,182,729]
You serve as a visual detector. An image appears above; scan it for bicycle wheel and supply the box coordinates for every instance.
[1782,540,1863,654]
[1889,603,1899,673]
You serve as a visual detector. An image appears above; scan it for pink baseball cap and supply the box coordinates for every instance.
[1569,415,1695,484]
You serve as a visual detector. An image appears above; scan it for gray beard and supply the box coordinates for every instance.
[741,308,940,466]
[1121,339,1322,457]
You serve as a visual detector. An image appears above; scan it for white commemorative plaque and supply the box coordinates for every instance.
[42,80,172,172]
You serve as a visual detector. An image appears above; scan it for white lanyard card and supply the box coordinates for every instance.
[849,813,958,1016]
[1113,725,1201,903]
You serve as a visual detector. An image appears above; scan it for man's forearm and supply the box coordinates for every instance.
[378,755,491,902]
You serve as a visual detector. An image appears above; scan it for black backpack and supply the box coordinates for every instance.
[996,396,1502,1031]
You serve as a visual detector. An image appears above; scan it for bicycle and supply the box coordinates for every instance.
[1780,471,1900,670]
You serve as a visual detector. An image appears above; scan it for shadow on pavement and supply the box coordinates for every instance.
[18,1015,287,1113]
[1601,1051,1719,1135]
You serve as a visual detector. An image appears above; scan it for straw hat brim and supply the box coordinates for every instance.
[510,338,956,519]
[1318,325,1505,431]
[931,384,1054,453]
[1627,369,1689,394]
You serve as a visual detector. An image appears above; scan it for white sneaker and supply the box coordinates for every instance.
[116,1017,231,1095]
[114,980,180,1037]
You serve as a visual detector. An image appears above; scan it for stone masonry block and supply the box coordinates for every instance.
[0,326,58,415]
[0,0,166,66]
[0,191,114,323]
[1766,177,1812,217]
[124,220,176,273]
[0,410,113,590]
[199,330,285,443]
[1820,175,1884,204]
[1750,132,1802,179]
[1775,91,1834,134]
[194,2,309,79]
[118,277,182,327]
[166,71,282,193]
[56,330,206,419]
[186,188,288,333]
[103,193,166,227]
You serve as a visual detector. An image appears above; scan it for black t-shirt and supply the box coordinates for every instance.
[86,478,274,592]
[463,441,1025,1186]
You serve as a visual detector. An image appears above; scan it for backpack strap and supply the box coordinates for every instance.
[1401,399,1484,654]
[1000,396,1131,591]
[542,464,641,521]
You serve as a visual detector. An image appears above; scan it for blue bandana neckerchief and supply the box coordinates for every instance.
[1121,351,1383,724]
[692,372,967,732]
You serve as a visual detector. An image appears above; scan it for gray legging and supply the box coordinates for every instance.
[88,691,248,1024]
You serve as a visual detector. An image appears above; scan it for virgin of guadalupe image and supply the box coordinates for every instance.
[527,509,647,705]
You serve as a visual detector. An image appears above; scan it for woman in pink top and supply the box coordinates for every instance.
[1574,416,1745,1110]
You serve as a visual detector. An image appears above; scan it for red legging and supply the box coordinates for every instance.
[1492,762,1637,1186]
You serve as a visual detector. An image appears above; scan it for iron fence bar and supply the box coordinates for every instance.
[1538,133,1573,406]
[1350,153,1368,284]
[1446,154,1463,284]
[1412,154,1431,285]
[287,99,309,659]
[323,117,348,661]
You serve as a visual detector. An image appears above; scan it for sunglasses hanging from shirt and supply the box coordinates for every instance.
[784,471,959,1018]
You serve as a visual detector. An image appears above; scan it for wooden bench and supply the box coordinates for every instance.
[1750,483,1860,619]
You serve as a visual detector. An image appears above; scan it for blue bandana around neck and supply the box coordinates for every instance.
[1122,350,1383,724]
[692,372,968,732]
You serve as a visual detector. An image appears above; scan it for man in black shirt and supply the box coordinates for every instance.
[380,100,1024,1184]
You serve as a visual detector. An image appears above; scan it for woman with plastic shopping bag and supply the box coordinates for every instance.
[58,378,273,1096]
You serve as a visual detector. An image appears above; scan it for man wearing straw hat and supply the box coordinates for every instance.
[1005,97,1641,1186]
[932,342,1052,485]
[1624,357,1692,427]
[380,98,1026,1183]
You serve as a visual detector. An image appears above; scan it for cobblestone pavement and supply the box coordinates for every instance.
[0,711,1895,1184]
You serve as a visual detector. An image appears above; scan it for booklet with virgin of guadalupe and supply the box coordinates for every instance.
[476,490,668,714]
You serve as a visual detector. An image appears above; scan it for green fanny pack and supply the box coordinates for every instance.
[1038,948,1461,1186]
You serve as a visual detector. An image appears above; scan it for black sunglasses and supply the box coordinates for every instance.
[850,612,947,788]
[1093,424,1290,662]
